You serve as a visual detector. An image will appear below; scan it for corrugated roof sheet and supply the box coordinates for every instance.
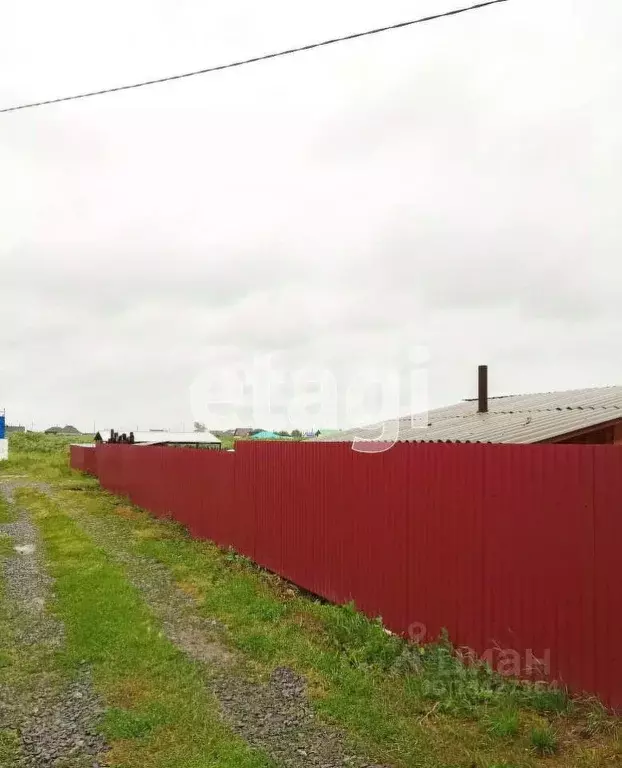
[97,430,221,445]
[315,385,622,444]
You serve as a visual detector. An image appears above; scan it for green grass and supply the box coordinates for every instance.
[0,535,14,559]
[217,435,235,450]
[0,729,21,767]
[12,489,272,768]
[527,687,571,715]
[486,709,520,739]
[0,432,93,482]
[0,496,15,524]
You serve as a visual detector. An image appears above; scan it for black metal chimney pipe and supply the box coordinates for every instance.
[478,365,488,413]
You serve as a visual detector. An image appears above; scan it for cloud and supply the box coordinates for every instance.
[1,0,621,432]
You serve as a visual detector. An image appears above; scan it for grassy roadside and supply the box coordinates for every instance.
[14,489,272,768]
[2,434,621,768]
[1,432,93,482]
[54,486,621,768]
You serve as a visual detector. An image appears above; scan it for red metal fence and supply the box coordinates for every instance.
[69,441,622,709]
[70,445,98,476]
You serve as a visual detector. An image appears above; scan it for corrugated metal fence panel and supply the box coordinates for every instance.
[249,440,283,574]
[593,447,622,710]
[181,448,236,545]
[69,441,622,709]
[69,446,83,471]
[70,445,98,476]
[232,442,258,559]
[481,445,596,690]
[84,447,98,476]
[405,443,487,651]
[339,444,411,631]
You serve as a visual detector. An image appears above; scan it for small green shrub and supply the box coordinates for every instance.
[527,685,571,714]
[485,708,520,738]
[101,706,168,740]
[399,635,513,715]
[530,725,559,756]
[323,603,403,671]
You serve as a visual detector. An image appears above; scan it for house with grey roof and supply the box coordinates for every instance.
[233,427,254,438]
[316,366,622,445]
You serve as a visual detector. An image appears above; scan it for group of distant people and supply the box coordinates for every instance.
[94,430,135,444]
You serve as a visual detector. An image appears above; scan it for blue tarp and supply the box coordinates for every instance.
[250,430,281,440]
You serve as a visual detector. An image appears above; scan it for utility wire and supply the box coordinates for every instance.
[0,0,509,114]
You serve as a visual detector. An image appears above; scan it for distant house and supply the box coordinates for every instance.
[45,425,81,435]
[233,427,254,438]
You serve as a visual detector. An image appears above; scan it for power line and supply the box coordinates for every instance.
[1,0,509,114]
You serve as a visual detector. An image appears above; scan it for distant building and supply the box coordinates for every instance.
[96,430,221,449]
[0,412,8,461]
[6,425,25,434]
[233,427,254,438]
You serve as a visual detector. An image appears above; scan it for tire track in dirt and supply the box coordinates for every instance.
[0,481,108,768]
[56,489,390,768]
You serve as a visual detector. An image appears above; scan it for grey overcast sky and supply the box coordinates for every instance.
[1,0,621,432]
